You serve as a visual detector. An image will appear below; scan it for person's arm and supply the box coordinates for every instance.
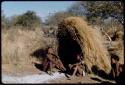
[51,53,59,59]
[73,62,82,66]
[72,65,78,76]
[57,59,66,71]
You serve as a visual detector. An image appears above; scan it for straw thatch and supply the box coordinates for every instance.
[57,17,111,73]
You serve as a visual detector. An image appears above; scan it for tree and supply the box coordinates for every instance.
[13,10,42,30]
[68,3,86,17]
[68,1,124,25]
[1,10,10,29]
[45,11,74,26]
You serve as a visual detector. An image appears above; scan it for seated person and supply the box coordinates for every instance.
[42,47,66,74]
[69,54,85,77]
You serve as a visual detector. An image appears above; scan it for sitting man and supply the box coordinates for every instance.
[69,54,85,77]
[42,47,66,74]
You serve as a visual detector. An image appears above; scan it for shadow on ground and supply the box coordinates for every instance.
[30,48,47,71]
[33,63,43,71]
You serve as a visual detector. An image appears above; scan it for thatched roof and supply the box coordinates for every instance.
[57,17,111,73]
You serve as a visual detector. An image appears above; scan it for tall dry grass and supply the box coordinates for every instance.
[59,17,111,73]
[100,22,124,65]
[2,26,55,72]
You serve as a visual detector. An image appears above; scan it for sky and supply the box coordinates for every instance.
[2,1,75,22]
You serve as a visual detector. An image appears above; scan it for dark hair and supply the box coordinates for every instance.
[45,46,52,53]
[111,53,119,61]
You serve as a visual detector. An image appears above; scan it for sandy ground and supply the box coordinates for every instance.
[2,72,66,84]
[2,64,116,84]
[2,72,116,84]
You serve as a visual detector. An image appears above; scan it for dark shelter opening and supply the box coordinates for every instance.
[57,29,83,74]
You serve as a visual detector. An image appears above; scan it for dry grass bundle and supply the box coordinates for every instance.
[109,30,124,64]
[114,31,124,64]
[58,17,111,73]
[114,30,124,41]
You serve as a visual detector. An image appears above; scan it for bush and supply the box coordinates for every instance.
[12,11,42,30]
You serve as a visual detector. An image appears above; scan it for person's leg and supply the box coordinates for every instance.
[48,62,54,75]
[72,65,78,77]
[43,61,49,72]
[50,62,56,72]
[77,66,83,77]
[57,59,66,71]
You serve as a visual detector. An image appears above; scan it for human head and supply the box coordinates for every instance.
[47,47,54,54]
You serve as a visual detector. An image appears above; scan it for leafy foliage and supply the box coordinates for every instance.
[13,11,42,30]
[68,1,124,25]
[45,11,74,26]
[1,11,10,28]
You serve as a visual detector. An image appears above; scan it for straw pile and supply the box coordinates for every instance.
[58,17,111,73]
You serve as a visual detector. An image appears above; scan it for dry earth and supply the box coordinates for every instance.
[2,64,116,84]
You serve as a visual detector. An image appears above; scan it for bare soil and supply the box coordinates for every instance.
[2,64,116,84]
